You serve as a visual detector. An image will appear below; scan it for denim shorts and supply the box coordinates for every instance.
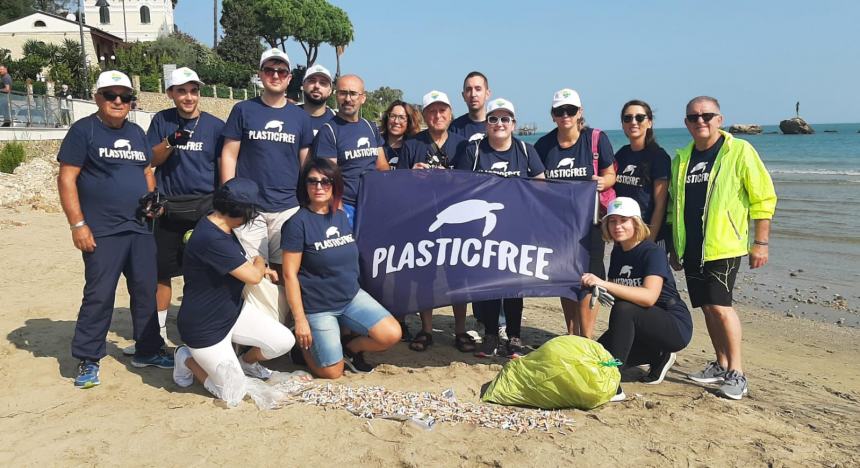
[305,289,390,367]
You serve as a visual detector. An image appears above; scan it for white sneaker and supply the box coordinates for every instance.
[173,346,194,387]
[610,386,626,402]
[239,359,273,380]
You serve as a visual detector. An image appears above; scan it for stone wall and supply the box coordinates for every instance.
[136,91,250,121]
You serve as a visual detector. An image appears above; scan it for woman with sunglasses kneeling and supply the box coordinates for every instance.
[173,178,298,401]
[613,100,671,250]
[281,159,401,378]
[581,198,692,401]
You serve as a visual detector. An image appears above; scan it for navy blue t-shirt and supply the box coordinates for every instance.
[684,136,724,259]
[454,138,545,177]
[57,115,152,237]
[281,208,360,314]
[382,141,404,169]
[177,217,248,348]
[298,105,335,137]
[614,143,671,226]
[222,97,314,212]
[313,116,384,205]
[397,130,467,169]
[146,109,224,196]
[607,241,692,342]
[450,114,486,143]
[534,127,615,181]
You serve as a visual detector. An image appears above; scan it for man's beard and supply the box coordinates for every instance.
[303,91,328,106]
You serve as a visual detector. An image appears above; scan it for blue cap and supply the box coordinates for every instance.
[219,178,260,206]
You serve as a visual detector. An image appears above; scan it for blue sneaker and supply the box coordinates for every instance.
[75,360,100,389]
[132,351,175,369]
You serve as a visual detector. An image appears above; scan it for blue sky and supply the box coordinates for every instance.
[176,1,857,130]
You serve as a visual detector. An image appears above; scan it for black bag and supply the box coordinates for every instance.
[163,193,213,223]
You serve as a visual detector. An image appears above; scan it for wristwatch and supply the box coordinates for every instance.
[163,136,173,149]
[70,220,87,230]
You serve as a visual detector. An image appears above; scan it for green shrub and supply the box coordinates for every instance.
[0,142,26,174]
[215,86,232,99]
[199,86,214,98]
[139,74,161,92]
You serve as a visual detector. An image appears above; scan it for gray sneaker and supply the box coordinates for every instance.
[687,361,727,383]
[718,370,748,400]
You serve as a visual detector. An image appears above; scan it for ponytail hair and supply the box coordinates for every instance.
[621,99,656,147]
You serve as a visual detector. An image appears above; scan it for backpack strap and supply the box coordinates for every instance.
[322,122,336,145]
[591,127,601,175]
[472,138,483,171]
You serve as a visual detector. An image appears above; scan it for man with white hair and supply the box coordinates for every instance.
[57,70,174,389]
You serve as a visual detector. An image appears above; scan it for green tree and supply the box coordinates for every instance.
[362,86,404,122]
[216,0,264,69]
[0,0,32,24]
[254,0,354,68]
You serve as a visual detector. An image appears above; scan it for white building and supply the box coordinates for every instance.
[0,11,122,65]
[85,0,175,43]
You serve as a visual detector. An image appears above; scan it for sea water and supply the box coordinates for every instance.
[521,123,860,324]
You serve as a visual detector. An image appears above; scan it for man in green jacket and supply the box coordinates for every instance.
[667,96,777,400]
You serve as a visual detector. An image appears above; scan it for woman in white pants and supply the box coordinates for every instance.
[172,177,297,400]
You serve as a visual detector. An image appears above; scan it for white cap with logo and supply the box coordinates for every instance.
[303,64,332,83]
[259,48,291,69]
[552,88,582,108]
[168,67,204,88]
[96,70,132,91]
[603,197,642,220]
[486,98,515,117]
[422,90,451,109]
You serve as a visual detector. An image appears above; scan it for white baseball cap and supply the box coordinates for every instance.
[168,67,204,89]
[96,70,132,91]
[303,64,332,83]
[422,90,451,109]
[603,197,642,220]
[259,48,290,69]
[552,88,582,108]
[486,98,515,117]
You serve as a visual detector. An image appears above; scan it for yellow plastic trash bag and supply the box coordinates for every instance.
[481,335,621,410]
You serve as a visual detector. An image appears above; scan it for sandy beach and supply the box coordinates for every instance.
[1,205,858,466]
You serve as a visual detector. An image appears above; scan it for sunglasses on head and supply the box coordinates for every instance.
[306,177,333,188]
[487,115,514,125]
[622,113,648,124]
[100,90,134,103]
[261,67,289,78]
[686,113,720,123]
[551,105,579,118]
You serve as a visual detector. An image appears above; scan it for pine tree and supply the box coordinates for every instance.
[215,0,263,69]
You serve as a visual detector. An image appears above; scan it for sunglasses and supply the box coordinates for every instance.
[487,115,514,125]
[261,67,289,78]
[306,177,333,188]
[622,113,648,124]
[686,113,720,123]
[551,105,579,118]
[100,90,134,103]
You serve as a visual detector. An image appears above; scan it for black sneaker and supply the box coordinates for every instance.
[642,352,676,385]
[343,348,375,374]
[505,337,527,358]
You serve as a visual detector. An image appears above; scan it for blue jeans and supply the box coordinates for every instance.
[342,203,356,229]
[305,289,390,367]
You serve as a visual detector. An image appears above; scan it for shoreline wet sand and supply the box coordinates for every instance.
[1,206,858,465]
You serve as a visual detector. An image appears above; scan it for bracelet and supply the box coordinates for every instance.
[163,136,172,149]
[70,220,86,230]
[753,240,768,246]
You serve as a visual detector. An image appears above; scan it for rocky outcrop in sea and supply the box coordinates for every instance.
[780,117,815,134]
[728,124,763,134]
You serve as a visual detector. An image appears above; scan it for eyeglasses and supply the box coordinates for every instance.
[100,90,134,103]
[388,114,408,122]
[306,177,333,188]
[551,105,579,118]
[686,113,720,123]
[622,113,648,124]
[487,115,514,125]
[261,67,289,78]
[336,90,364,99]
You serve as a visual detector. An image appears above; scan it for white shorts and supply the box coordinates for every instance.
[188,304,295,388]
[234,206,299,264]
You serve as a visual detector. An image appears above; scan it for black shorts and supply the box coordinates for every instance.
[683,255,742,308]
[155,217,198,281]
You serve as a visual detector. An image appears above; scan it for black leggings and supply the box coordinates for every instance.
[473,298,523,338]
[597,301,688,368]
